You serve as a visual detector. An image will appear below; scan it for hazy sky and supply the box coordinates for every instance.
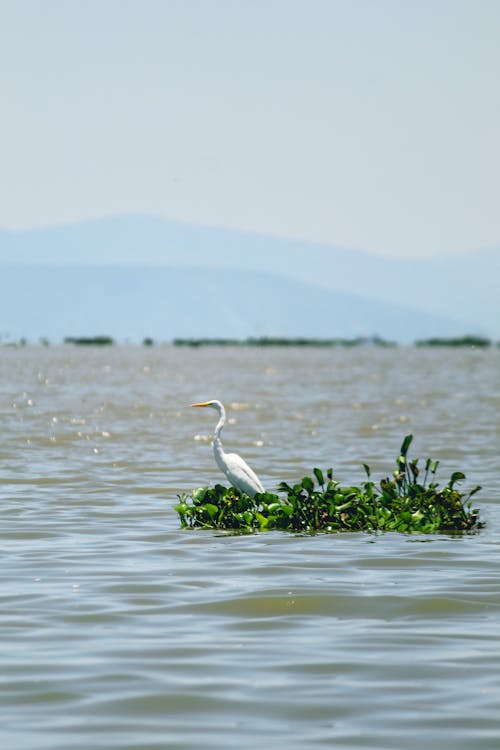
[1,0,499,258]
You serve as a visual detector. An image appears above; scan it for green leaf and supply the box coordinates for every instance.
[204,503,218,520]
[449,471,466,488]
[255,511,270,530]
[301,476,314,493]
[260,491,280,503]
[467,485,482,499]
[409,460,419,480]
[313,468,324,486]
[400,434,413,457]
[266,502,282,513]
[192,487,207,504]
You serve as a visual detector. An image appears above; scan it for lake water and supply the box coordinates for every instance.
[1,345,499,749]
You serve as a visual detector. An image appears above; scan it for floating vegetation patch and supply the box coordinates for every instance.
[176,436,483,534]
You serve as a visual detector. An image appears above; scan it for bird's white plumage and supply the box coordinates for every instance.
[191,399,264,497]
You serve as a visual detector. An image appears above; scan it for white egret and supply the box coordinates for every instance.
[191,400,265,497]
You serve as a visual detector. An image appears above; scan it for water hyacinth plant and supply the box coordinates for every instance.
[176,435,483,534]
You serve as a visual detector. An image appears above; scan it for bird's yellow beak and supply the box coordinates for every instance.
[191,401,211,407]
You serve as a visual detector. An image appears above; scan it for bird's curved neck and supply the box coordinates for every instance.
[213,403,226,463]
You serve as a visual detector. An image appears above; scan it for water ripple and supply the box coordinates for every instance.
[1,347,499,749]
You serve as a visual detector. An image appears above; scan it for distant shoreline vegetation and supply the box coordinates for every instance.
[173,336,397,347]
[63,336,115,346]
[174,335,497,348]
[0,335,498,348]
[414,335,492,348]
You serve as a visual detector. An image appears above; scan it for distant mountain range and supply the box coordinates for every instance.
[0,216,498,342]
